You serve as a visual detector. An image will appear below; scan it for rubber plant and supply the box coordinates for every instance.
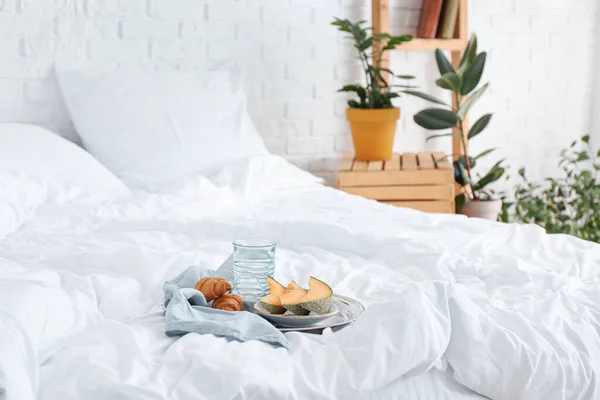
[500,136,600,243]
[409,34,506,215]
[331,18,418,161]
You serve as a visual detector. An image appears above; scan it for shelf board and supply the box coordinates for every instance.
[396,38,467,51]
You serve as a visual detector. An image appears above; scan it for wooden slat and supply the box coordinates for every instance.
[353,160,368,171]
[457,0,469,41]
[383,200,454,213]
[338,169,453,187]
[451,50,464,162]
[453,0,469,163]
[342,185,453,201]
[417,152,435,169]
[383,153,400,171]
[367,160,384,172]
[372,0,390,83]
[338,154,354,171]
[401,153,417,170]
[432,152,451,169]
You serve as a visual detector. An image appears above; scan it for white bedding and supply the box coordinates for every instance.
[1,155,599,400]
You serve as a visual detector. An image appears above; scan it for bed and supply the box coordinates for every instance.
[1,64,599,400]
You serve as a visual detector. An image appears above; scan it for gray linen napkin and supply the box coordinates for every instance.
[163,258,289,348]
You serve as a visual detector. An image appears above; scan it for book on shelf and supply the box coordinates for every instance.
[417,0,444,39]
[437,0,460,39]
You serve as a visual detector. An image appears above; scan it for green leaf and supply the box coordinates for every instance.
[577,152,590,162]
[453,159,471,186]
[402,90,449,106]
[468,113,493,139]
[459,34,478,70]
[435,49,454,75]
[393,84,419,89]
[339,84,367,106]
[372,33,392,41]
[518,167,526,178]
[474,159,506,191]
[474,166,505,191]
[331,18,353,33]
[459,155,476,169]
[338,84,365,93]
[582,134,590,143]
[457,83,488,119]
[460,52,487,95]
[425,132,462,142]
[358,38,373,51]
[378,67,395,75]
[396,75,415,80]
[347,100,362,108]
[351,24,367,41]
[474,148,496,160]
[413,108,459,130]
[436,72,462,91]
[382,35,412,51]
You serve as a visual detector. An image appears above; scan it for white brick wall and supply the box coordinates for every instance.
[0,0,597,187]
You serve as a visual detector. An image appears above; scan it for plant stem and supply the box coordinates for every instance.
[455,93,478,200]
[356,43,374,107]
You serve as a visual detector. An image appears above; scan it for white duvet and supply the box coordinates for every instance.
[1,156,599,400]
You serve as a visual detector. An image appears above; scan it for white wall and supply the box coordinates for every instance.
[0,0,596,186]
[592,1,600,152]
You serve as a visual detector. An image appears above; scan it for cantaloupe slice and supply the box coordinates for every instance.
[299,276,333,315]
[259,276,287,314]
[280,281,310,315]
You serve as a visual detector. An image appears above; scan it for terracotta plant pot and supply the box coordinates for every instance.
[461,199,503,221]
[346,108,400,161]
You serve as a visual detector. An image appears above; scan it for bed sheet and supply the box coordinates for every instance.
[1,157,599,400]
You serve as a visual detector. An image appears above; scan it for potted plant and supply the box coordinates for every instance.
[331,18,414,161]
[409,34,506,220]
[500,135,600,243]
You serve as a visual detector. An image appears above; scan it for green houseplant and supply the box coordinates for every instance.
[409,34,506,219]
[331,18,415,161]
[500,136,600,243]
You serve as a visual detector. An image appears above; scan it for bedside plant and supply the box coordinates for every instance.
[410,34,506,219]
[500,136,600,243]
[331,18,414,161]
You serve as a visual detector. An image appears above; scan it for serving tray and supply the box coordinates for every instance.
[163,294,364,334]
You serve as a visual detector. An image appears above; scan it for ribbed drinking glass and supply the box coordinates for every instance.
[232,240,276,301]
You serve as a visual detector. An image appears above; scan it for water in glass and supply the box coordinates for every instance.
[232,240,276,301]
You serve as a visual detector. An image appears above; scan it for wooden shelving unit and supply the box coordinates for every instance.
[372,0,469,161]
[396,38,467,51]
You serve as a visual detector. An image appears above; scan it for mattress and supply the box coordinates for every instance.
[1,156,599,400]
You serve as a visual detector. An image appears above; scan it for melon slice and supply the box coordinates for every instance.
[299,276,333,315]
[259,277,287,314]
[280,281,310,315]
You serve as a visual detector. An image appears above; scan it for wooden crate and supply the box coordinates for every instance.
[336,152,455,214]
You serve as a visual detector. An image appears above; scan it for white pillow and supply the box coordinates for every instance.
[0,123,129,198]
[210,155,323,202]
[55,63,268,191]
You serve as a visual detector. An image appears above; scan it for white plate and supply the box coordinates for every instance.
[253,301,339,328]
[252,295,365,332]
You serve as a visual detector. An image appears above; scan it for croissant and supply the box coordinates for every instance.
[194,277,232,302]
[212,294,243,312]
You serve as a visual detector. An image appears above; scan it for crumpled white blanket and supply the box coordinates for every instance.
[1,155,599,400]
